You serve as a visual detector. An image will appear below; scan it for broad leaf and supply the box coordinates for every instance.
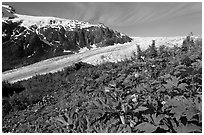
[165,76,179,88]
[184,107,197,121]
[177,83,188,90]
[170,107,185,121]
[135,122,157,133]
[154,114,166,125]
[159,124,169,130]
[191,60,202,69]
[174,123,201,133]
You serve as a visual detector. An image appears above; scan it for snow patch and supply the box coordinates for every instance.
[79,47,90,53]
[91,44,97,49]
[63,50,72,53]
[55,41,60,44]
[2,5,10,9]
[120,33,125,37]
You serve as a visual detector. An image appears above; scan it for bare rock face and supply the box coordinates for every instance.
[2,5,132,71]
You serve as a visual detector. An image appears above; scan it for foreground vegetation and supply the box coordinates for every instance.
[2,35,202,133]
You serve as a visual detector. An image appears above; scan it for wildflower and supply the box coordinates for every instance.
[105,89,110,93]
[132,97,137,102]
[131,94,138,102]
[109,82,116,88]
[152,65,156,68]
[75,108,79,113]
[104,86,110,92]
[161,101,166,105]
[134,73,140,78]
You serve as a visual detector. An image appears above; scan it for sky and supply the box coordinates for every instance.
[2,2,202,37]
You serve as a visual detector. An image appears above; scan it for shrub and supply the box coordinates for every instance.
[2,81,25,97]
[149,40,158,58]
[136,45,143,60]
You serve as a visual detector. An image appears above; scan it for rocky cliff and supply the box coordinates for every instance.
[2,5,132,71]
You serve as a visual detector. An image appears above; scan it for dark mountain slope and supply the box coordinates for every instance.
[2,5,132,71]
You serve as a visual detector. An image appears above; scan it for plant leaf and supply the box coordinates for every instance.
[163,83,173,90]
[178,83,188,90]
[171,107,185,121]
[184,107,197,121]
[159,124,169,130]
[135,122,157,133]
[54,116,68,126]
[120,115,125,124]
[116,124,131,133]
[175,123,201,133]
[134,106,149,112]
[155,114,166,125]
[143,114,152,123]
[170,76,179,86]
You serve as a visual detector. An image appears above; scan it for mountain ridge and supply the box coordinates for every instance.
[2,4,132,71]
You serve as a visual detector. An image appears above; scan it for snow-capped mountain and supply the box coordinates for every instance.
[2,5,132,71]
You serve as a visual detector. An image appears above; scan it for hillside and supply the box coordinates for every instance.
[2,4,132,71]
[2,36,202,133]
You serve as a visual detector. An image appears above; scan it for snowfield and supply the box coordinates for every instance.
[3,12,106,31]
[2,36,187,83]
